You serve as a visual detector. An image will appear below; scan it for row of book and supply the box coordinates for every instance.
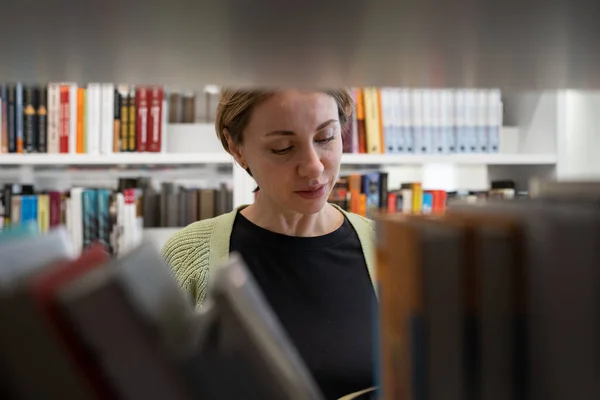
[0,179,234,255]
[376,180,600,400]
[0,182,143,257]
[343,87,503,155]
[328,171,521,218]
[329,173,448,218]
[145,182,233,228]
[0,82,167,155]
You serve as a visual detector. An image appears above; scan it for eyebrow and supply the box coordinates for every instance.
[265,119,338,137]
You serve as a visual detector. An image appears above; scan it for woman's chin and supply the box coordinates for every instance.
[290,197,329,215]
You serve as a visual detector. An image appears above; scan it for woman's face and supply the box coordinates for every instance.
[234,90,343,215]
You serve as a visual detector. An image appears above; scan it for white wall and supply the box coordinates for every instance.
[556,90,600,179]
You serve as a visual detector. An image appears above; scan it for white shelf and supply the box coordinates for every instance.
[0,152,233,166]
[340,153,557,166]
[0,152,557,167]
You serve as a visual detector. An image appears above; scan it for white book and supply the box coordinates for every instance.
[441,89,456,153]
[116,192,126,255]
[399,89,411,153]
[47,83,60,154]
[421,89,433,154]
[487,89,502,153]
[465,89,478,153]
[161,98,168,153]
[411,89,423,154]
[86,83,101,155]
[476,89,489,153]
[390,89,401,154]
[101,83,115,154]
[70,187,84,255]
[380,88,394,154]
[431,90,445,154]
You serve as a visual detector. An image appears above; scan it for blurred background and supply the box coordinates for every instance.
[2,0,600,249]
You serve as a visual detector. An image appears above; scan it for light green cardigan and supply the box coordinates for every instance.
[162,205,376,307]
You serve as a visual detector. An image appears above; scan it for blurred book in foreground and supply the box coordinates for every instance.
[375,179,600,400]
[0,231,324,399]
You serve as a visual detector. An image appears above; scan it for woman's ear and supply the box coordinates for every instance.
[223,128,247,169]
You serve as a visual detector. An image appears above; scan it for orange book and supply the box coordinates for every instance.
[355,89,367,154]
[348,174,362,213]
[76,88,85,154]
[358,193,367,217]
[377,88,385,154]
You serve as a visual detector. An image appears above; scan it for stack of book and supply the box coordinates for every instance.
[0,230,326,399]
[343,87,503,155]
[375,179,600,400]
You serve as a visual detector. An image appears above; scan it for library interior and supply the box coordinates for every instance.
[1,1,600,399]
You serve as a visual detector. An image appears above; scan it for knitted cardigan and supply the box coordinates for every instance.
[162,204,376,308]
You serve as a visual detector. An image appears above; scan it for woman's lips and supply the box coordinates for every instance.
[294,184,327,199]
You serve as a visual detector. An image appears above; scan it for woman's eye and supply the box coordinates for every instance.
[316,136,335,144]
[271,146,293,155]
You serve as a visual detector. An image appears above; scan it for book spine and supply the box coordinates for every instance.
[37,86,47,153]
[101,83,114,154]
[119,86,128,152]
[120,89,128,152]
[136,87,148,152]
[69,83,77,153]
[47,83,59,153]
[37,194,50,233]
[86,83,101,155]
[76,88,85,153]
[23,86,37,153]
[113,89,121,153]
[148,86,164,152]
[1,86,7,153]
[15,82,23,153]
[128,86,136,152]
[59,85,69,153]
[7,84,16,153]
[49,192,61,227]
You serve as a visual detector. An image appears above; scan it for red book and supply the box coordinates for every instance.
[387,192,397,214]
[48,191,62,227]
[59,85,70,153]
[135,87,149,152]
[147,86,164,152]
[28,244,113,398]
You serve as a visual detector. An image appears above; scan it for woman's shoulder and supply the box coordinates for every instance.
[337,208,376,236]
[161,212,235,305]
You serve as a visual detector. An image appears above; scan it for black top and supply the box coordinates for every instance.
[229,212,377,399]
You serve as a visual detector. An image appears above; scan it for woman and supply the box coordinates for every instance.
[162,88,377,399]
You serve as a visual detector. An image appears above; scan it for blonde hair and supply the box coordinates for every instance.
[215,88,354,153]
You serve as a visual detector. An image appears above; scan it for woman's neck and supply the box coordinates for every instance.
[240,196,344,237]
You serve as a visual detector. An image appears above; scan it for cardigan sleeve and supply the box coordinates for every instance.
[161,219,216,307]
